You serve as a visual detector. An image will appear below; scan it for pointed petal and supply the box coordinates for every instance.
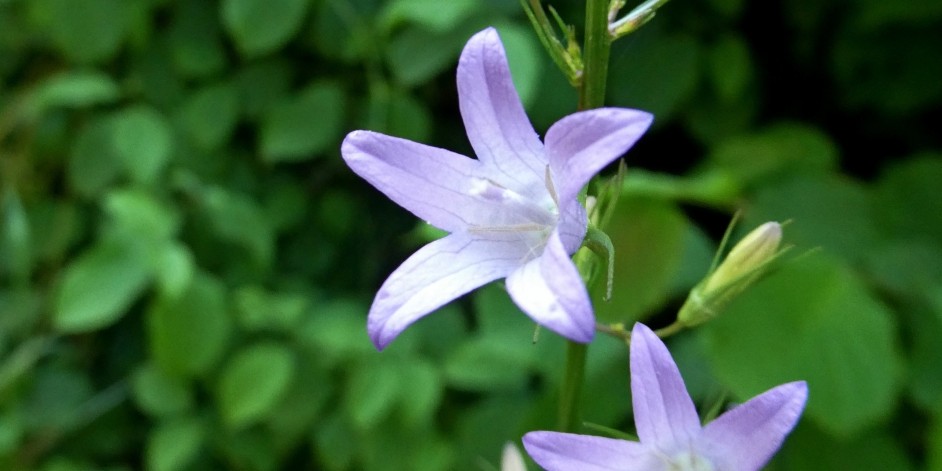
[630,323,701,449]
[545,108,653,202]
[368,233,527,350]
[501,443,527,471]
[556,197,588,255]
[523,431,659,471]
[457,27,545,192]
[700,381,808,471]
[505,231,594,342]
[343,130,489,233]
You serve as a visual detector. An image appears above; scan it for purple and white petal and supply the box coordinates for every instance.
[700,381,808,471]
[368,233,527,350]
[555,192,589,255]
[457,27,545,194]
[342,130,492,233]
[629,323,701,449]
[523,431,657,471]
[545,108,653,202]
[505,231,594,343]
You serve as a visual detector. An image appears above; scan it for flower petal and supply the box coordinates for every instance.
[368,233,527,350]
[630,323,701,449]
[506,231,594,342]
[342,130,489,233]
[523,431,658,471]
[501,443,527,471]
[700,381,808,471]
[457,27,545,194]
[545,108,653,202]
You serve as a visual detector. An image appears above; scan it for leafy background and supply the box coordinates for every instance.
[0,0,940,469]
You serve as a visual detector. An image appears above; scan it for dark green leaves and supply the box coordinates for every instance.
[222,0,309,57]
[260,82,345,162]
[217,343,296,429]
[53,237,151,333]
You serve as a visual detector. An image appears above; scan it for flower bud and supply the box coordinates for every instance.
[678,222,784,327]
[702,222,781,294]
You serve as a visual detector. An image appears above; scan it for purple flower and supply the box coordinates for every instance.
[342,27,652,350]
[523,323,808,471]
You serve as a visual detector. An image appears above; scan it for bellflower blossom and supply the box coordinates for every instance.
[523,323,807,471]
[342,28,652,350]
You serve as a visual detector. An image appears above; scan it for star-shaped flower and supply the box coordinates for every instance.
[523,323,808,471]
[341,27,652,350]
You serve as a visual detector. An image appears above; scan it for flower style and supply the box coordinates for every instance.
[341,27,652,350]
[523,323,808,471]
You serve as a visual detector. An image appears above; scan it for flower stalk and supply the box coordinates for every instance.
[557,0,618,434]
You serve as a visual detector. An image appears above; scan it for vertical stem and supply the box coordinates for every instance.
[579,0,612,110]
[558,0,614,433]
[557,341,588,431]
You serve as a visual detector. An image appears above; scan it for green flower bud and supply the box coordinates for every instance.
[702,222,781,293]
[678,222,784,327]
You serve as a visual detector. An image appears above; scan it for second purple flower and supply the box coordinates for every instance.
[342,27,652,350]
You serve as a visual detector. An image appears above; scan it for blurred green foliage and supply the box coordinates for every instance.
[0,0,940,470]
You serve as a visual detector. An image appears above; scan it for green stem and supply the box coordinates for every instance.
[557,341,588,431]
[578,0,612,110]
[557,0,614,434]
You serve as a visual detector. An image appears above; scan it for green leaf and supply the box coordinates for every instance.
[68,117,122,198]
[707,123,839,185]
[443,333,533,391]
[221,0,308,57]
[153,242,195,300]
[775,423,914,471]
[344,357,401,429]
[27,0,131,63]
[365,89,431,144]
[385,26,472,87]
[29,70,120,113]
[234,285,307,332]
[592,197,688,324]
[111,106,174,184]
[148,273,231,378]
[702,254,903,436]
[145,416,205,471]
[53,237,151,333]
[217,342,295,429]
[707,34,753,103]
[260,82,344,162]
[312,414,357,471]
[23,365,93,432]
[380,0,477,32]
[874,154,942,243]
[1,189,32,280]
[103,188,180,241]
[168,1,227,79]
[607,31,700,121]
[236,59,293,119]
[131,364,194,417]
[177,82,240,151]
[396,358,442,426]
[746,174,882,264]
[202,186,274,267]
[706,0,745,18]
[296,299,374,365]
[900,291,942,413]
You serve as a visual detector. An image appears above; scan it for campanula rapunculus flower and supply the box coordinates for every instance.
[523,323,807,471]
[342,28,652,350]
